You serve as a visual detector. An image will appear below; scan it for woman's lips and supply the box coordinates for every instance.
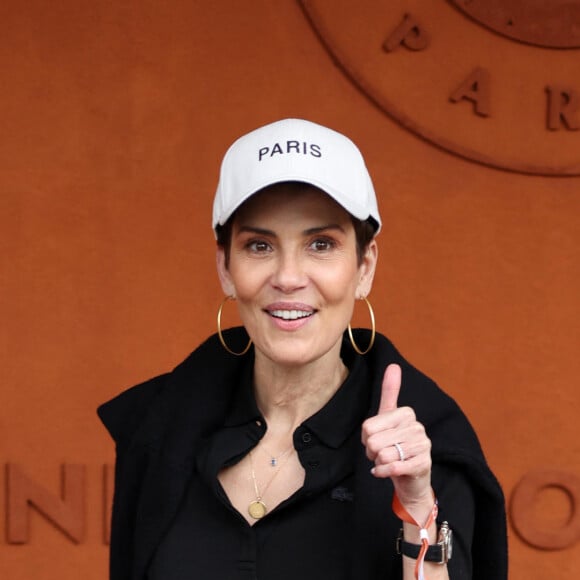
[264,303,317,325]
[269,309,314,320]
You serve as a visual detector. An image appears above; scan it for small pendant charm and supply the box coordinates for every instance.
[248,500,267,520]
[270,458,277,467]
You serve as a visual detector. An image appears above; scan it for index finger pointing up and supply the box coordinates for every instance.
[378,363,402,414]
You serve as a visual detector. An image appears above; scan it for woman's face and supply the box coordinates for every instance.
[216,183,377,367]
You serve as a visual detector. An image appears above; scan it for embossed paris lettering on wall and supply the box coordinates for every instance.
[299,0,580,175]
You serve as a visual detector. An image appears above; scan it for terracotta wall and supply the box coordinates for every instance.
[1,1,578,578]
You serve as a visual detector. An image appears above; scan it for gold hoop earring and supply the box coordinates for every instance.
[217,296,252,356]
[347,296,376,355]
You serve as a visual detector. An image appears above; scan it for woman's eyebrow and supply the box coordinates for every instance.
[236,225,276,236]
[304,224,346,235]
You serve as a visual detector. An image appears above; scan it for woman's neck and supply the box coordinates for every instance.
[252,346,349,432]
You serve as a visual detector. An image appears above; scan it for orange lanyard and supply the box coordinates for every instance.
[392,492,439,580]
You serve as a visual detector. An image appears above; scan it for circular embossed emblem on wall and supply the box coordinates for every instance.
[299,0,580,175]
[450,0,580,49]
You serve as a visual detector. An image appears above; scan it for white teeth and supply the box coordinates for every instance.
[270,309,313,320]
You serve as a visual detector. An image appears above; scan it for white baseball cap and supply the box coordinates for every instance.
[212,118,381,236]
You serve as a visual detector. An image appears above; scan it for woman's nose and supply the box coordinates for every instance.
[271,252,307,292]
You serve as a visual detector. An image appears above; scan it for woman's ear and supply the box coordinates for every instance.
[216,245,235,297]
[356,240,378,298]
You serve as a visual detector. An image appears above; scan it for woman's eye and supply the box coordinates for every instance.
[310,238,334,252]
[247,240,271,253]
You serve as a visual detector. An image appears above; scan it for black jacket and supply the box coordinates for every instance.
[98,328,508,579]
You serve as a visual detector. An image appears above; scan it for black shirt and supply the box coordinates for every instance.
[99,330,506,580]
[148,349,373,580]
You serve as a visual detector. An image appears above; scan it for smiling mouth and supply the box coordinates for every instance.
[269,309,315,321]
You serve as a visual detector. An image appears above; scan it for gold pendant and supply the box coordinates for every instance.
[248,500,267,520]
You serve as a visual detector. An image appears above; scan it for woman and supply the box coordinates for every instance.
[98,118,507,580]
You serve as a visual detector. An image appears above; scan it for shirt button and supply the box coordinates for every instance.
[301,432,312,444]
[308,459,320,468]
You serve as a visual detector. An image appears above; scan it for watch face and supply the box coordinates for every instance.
[446,527,453,562]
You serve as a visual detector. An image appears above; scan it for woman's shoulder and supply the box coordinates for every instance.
[97,373,170,446]
[366,332,485,457]
[367,332,458,407]
[96,329,250,447]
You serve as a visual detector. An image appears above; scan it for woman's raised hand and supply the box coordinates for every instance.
[361,364,434,518]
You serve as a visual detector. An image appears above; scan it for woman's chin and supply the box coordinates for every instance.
[255,334,340,368]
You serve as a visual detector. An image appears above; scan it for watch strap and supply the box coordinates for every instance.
[397,535,444,562]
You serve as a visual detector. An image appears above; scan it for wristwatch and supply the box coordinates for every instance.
[396,521,453,564]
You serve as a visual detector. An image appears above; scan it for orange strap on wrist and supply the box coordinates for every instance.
[392,491,438,580]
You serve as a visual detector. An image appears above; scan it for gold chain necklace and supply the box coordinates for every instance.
[248,448,293,520]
